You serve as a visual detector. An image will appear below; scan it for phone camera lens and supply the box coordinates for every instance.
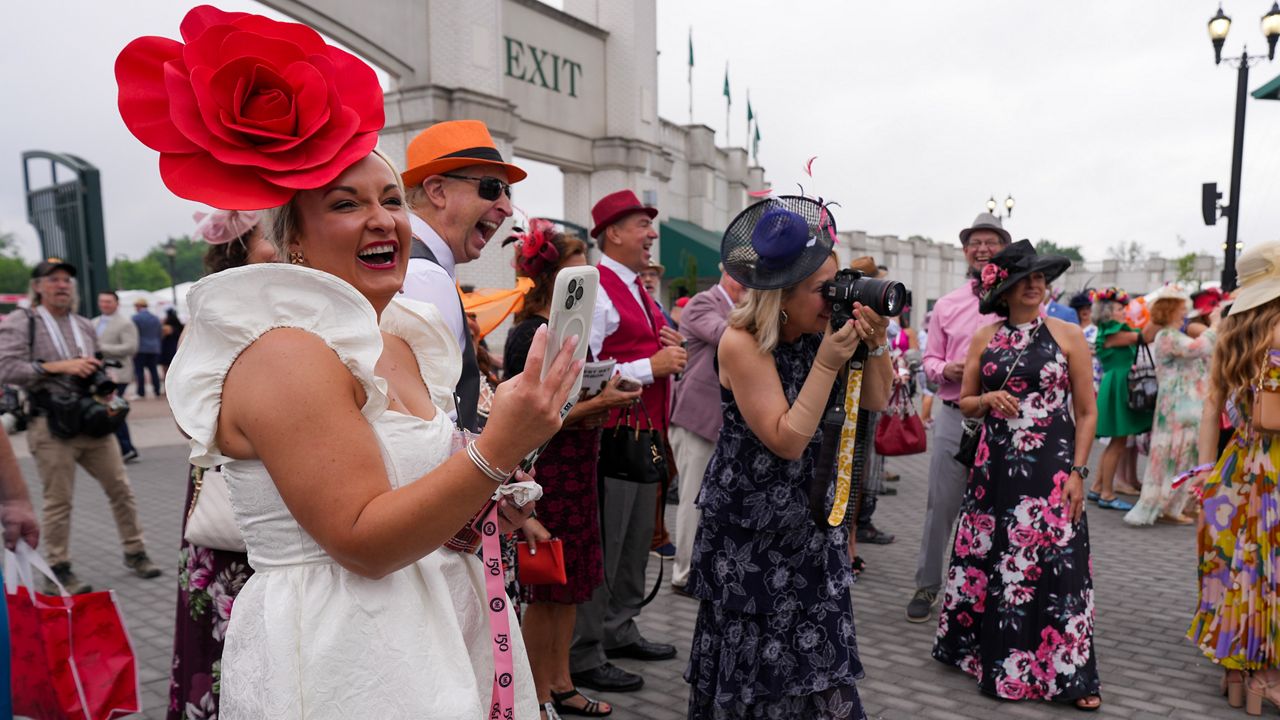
[574,287,584,300]
[566,296,575,309]
[568,279,578,292]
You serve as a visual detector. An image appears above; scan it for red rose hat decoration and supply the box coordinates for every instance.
[115,5,384,210]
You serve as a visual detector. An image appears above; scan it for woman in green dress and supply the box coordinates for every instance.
[1089,289,1152,510]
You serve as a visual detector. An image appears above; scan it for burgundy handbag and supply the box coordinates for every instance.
[874,382,928,456]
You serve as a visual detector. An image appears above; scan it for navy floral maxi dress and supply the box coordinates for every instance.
[686,334,865,720]
[932,319,1100,702]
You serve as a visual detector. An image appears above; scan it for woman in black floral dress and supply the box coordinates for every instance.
[168,211,275,720]
[933,240,1102,710]
[686,198,893,719]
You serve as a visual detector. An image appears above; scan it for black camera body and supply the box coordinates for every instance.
[822,269,908,329]
[82,354,124,398]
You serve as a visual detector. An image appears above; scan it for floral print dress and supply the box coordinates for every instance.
[686,333,864,720]
[1188,401,1280,669]
[1125,327,1217,525]
[169,467,253,720]
[933,319,1101,702]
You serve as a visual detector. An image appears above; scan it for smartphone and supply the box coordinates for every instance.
[542,266,598,417]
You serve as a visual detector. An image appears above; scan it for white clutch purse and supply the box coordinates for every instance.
[184,467,247,553]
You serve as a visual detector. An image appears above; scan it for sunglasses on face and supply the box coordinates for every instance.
[441,173,512,201]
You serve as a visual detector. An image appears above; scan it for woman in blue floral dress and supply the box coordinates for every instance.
[686,198,894,719]
[933,240,1102,709]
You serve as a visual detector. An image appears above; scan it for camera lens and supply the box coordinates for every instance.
[566,296,575,309]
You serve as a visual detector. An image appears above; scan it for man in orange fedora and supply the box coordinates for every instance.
[400,120,526,430]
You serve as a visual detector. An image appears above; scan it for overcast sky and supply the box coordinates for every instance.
[2,1,1278,263]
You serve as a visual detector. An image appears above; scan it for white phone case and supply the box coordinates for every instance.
[542,266,598,416]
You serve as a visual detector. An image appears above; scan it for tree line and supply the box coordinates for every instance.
[0,233,207,294]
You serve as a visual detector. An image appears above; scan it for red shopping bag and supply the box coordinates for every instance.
[6,542,141,720]
[874,383,928,456]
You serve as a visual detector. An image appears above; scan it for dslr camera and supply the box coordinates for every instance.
[82,354,125,398]
[822,269,908,329]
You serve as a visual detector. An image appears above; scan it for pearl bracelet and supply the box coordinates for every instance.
[465,441,512,484]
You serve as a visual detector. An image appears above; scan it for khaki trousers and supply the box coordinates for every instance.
[27,417,146,566]
[669,425,715,588]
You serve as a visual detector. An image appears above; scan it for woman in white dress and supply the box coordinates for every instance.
[166,150,578,719]
[115,9,581,717]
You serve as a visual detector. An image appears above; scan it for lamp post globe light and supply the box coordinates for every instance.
[986,194,1015,219]
[163,238,179,307]
[1204,2,1280,291]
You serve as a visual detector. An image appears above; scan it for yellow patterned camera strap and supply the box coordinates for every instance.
[827,362,864,527]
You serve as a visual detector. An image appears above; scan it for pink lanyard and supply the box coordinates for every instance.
[475,505,515,718]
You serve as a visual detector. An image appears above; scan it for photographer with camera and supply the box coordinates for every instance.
[0,259,160,594]
[684,198,893,719]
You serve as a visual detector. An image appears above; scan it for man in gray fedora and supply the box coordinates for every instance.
[905,213,1010,623]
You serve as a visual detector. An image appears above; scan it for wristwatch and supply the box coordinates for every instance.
[1070,465,1090,479]
[868,342,890,357]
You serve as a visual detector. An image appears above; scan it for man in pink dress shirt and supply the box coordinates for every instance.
[905,213,1010,624]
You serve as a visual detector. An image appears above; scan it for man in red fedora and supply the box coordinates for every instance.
[400,119,526,431]
[570,190,688,694]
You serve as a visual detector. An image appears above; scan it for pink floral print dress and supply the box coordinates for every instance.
[932,318,1101,703]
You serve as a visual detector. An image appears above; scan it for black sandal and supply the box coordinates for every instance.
[551,688,612,717]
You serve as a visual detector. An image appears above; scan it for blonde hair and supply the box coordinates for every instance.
[728,252,836,354]
[263,147,404,257]
[1210,297,1280,412]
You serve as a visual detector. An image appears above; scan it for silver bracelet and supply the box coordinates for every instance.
[868,342,890,357]
[465,441,512,484]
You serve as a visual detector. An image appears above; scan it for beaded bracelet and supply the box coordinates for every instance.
[465,441,512,484]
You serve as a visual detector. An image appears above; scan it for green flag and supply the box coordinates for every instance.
[723,63,730,105]
[688,28,694,68]
[747,94,753,126]
[753,121,761,158]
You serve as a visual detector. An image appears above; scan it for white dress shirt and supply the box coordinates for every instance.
[590,254,656,385]
[401,214,467,354]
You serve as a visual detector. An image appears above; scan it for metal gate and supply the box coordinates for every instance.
[22,151,109,310]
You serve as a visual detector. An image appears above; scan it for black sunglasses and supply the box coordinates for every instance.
[441,173,512,201]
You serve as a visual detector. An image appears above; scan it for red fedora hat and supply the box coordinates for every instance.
[590,190,658,239]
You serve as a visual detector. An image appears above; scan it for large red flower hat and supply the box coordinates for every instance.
[115,5,384,210]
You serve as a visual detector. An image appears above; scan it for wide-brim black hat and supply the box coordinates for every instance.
[721,195,836,290]
[978,239,1072,314]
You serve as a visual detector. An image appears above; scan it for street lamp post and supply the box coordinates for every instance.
[163,238,178,308]
[1205,2,1280,291]
[985,194,1015,220]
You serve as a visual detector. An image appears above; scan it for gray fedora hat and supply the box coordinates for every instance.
[958,212,1012,246]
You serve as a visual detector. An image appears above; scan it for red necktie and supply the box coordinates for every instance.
[634,277,657,332]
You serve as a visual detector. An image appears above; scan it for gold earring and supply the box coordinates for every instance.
[289,250,305,265]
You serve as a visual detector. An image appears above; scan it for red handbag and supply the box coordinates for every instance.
[6,542,141,720]
[516,539,567,585]
[874,383,928,456]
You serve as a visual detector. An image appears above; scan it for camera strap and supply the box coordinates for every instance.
[34,306,87,360]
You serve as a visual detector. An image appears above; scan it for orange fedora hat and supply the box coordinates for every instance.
[402,120,527,188]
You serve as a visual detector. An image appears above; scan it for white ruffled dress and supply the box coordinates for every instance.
[166,264,537,719]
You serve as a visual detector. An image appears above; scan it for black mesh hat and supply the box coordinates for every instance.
[721,195,836,290]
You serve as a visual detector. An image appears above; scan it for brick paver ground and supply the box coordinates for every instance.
[11,400,1228,719]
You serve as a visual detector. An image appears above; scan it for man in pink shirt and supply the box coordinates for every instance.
[906,213,1010,623]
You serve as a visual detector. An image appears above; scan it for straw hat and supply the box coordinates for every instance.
[1228,240,1280,316]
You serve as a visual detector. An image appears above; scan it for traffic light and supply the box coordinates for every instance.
[1202,182,1223,226]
